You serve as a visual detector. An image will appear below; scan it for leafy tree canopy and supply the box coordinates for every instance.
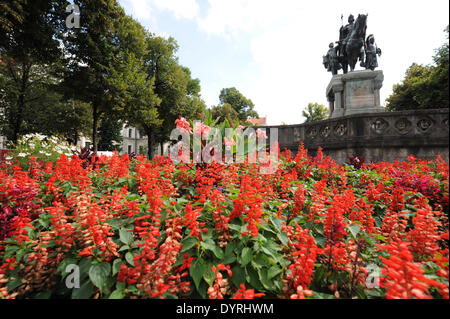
[211,103,239,124]
[219,87,258,122]
[98,116,123,152]
[302,103,329,123]
[0,0,69,143]
[386,26,449,111]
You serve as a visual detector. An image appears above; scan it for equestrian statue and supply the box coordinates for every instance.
[323,14,382,75]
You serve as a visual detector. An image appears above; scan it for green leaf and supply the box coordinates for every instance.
[7,278,23,292]
[267,266,282,280]
[190,258,206,290]
[57,257,78,277]
[119,228,133,245]
[181,237,198,252]
[241,247,253,267]
[252,253,272,268]
[118,245,130,252]
[277,232,289,246]
[231,265,246,288]
[112,259,123,276]
[108,219,121,230]
[373,234,386,242]
[203,263,216,286]
[109,289,125,299]
[33,291,52,299]
[228,224,242,232]
[258,268,273,290]
[78,258,92,281]
[246,266,263,291]
[72,281,94,299]
[312,291,335,299]
[4,245,19,258]
[125,252,134,266]
[270,216,283,231]
[348,224,361,239]
[201,240,223,259]
[223,251,236,264]
[127,194,140,201]
[314,235,326,248]
[89,263,111,291]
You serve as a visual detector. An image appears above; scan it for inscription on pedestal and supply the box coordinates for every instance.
[327,70,385,118]
[345,80,375,109]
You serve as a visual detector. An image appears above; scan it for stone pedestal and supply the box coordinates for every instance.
[327,70,385,118]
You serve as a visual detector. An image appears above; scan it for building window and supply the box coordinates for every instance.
[128,145,132,154]
[129,129,133,138]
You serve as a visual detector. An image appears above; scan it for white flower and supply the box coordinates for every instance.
[45,152,52,156]
[18,153,27,157]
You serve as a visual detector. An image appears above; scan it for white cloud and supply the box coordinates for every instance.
[197,0,302,37]
[121,0,154,21]
[121,0,200,21]
[151,0,200,20]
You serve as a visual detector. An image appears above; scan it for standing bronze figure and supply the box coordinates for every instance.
[323,42,341,75]
[364,34,382,70]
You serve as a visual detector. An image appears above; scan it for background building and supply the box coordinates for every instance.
[247,117,267,126]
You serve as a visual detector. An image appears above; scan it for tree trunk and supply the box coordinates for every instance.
[12,61,31,143]
[145,126,153,160]
[74,131,79,146]
[92,104,98,151]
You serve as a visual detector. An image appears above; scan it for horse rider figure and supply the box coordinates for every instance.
[338,14,355,58]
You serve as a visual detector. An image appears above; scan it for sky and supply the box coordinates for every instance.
[118,0,449,125]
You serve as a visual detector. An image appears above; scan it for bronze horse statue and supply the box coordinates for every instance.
[340,14,367,73]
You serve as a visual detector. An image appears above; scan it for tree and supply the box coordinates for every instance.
[61,0,133,151]
[219,87,258,122]
[0,0,68,143]
[211,103,239,124]
[101,16,205,159]
[152,62,206,155]
[25,95,92,144]
[302,103,329,123]
[138,34,205,158]
[97,116,123,151]
[0,0,26,34]
[386,26,449,111]
[0,53,92,144]
[109,47,161,158]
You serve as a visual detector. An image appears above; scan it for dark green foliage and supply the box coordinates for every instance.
[211,103,240,124]
[0,0,69,142]
[98,116,123,152]
[386,26,449,111]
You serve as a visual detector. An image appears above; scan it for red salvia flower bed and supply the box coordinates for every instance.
[0,143,448,299]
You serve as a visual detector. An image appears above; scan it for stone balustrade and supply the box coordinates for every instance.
[258,108,449,164]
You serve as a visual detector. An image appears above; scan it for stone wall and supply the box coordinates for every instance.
[259,109,449,164]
